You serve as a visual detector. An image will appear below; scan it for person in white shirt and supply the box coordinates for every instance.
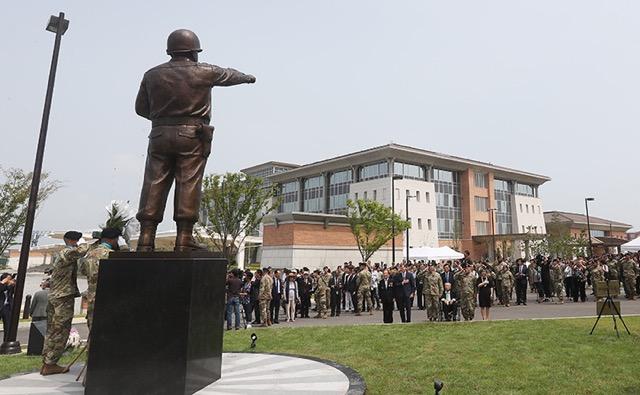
[284,272,300,322]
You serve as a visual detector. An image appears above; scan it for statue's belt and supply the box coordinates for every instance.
[152,117,209,128]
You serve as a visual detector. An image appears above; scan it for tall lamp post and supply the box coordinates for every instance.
[585,197,595,257]
[0,13,69,355]
[405,193,416,263]
[391,174,403,264]
[487,208,497,262]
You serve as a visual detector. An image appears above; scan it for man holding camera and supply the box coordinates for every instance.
[0,273,16,343]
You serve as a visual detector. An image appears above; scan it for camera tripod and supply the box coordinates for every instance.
[589,281,631,338]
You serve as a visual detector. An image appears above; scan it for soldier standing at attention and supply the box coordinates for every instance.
[80,228,120,332]
[258,268,273,326]
[550,259,565,304]
[355,262,373,316]
[455,263,476,321]
[622,256,637,300]
[500,264,515,307]
[314,270,329,319]
[41,231,87,376]
[423,263,444,321]
[134,29,256,252]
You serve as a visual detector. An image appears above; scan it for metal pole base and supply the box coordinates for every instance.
[0,341,22,355]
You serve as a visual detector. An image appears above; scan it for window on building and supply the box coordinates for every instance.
[426,192,430,203]
[395,188,400,200]
[432,168,462,239]
[526,204,529,214]
[278,181,299,213]
[427,219,432,230]
[416,191,420,202]
[418,218,422,230]
[359,162,388,181]
[520,203,523,213]
[373,189,377,201]
[302,176,324,213]
[354,192,359,200]
[364,191,368,200]
[394,161,425,180]
[475,221,490,235]
[590,229,605,237]
[474,172,488,188]
[328,169,352,215]
[494,179,513,234]
[515,183,535,197]
[474,196,489,212]
[522,225,526,233]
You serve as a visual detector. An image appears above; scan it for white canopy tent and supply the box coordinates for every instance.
[621,237,640,253]
[403,246,464,261]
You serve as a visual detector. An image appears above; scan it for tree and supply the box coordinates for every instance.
[347,199,410,263]
[0,167,60,257]
[198,173,279,265]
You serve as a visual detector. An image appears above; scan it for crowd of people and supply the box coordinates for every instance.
[225,250,640,328]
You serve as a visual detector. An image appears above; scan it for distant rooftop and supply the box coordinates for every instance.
[241,161,300,174]
[544,211,632,230]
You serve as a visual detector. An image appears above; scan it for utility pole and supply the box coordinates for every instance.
[0,13,69,354]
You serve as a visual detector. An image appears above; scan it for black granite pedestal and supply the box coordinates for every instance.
[85,252,227,395]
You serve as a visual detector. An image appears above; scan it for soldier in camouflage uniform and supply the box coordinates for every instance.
[41,231,87,376]
[455,264,476,321]
[423,263,443,321]
[314,269,329,318]
[355,263,373,316]
[550,259,564,303]
[79,229,120,332]
[607,257,619,281]
[258,268,273,326]
[590,261,606,300]
[622,256,637,300]
[500,265,515,307]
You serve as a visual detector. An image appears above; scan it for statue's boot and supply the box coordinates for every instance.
[41,363,69,376]
[136,221,157,252]
[174,222,207,252]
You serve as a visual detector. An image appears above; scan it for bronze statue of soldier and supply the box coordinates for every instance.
[135,29,255,252]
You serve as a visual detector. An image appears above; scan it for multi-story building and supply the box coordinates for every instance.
[245,144,551,269]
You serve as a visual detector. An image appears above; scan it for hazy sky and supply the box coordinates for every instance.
[2,1,639,237]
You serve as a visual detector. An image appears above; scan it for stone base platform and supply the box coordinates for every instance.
[0,353,366,395]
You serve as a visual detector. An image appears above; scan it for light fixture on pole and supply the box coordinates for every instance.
[585,197,595,257]
[391,174,403,264]
[405,193,416,263]
[0,12,69,355]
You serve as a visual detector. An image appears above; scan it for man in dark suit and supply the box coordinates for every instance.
[514,259,529,305]
[378,269,395,323]
[250,270,262,324]
[440,282,458,321]
[297,271,313,318]
[0,273,16,342]
[393,264,416,323]
[441,262,455,288]
[270,270,283,323]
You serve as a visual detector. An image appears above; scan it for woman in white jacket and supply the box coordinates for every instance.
[284,272,300,322]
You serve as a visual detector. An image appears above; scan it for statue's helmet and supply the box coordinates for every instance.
[166,29,202,55]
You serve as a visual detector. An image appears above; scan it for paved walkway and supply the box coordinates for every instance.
[11,290,640,345]
[0,353,361,395]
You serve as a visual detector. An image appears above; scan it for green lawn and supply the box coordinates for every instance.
[223,317,640,395]
[0,348,84,380]
[2,317,638,394]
